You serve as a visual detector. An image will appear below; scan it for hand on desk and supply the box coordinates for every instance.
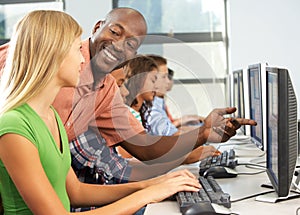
[203,107,257,143]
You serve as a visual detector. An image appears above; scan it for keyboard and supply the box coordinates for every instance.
[175,176,231,214]
[199,149,237,176]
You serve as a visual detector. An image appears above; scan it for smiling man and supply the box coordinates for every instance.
[52,8,147,145]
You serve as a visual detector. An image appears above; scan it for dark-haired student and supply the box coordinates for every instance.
[112,55,220,164]
[114,55,159,159]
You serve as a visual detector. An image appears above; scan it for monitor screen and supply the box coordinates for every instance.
[266,67,298,197]
[248,64,264,150]
[232,69,245,134]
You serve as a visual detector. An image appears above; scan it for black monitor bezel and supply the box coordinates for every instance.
[266,67,298,197]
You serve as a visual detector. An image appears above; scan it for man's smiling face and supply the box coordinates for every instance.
[89,9,147,75]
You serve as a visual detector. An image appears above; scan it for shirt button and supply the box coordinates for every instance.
[66,122,71,127]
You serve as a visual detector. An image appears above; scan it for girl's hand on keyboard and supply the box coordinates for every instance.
[144,169,201,203]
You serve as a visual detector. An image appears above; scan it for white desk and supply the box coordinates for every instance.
[144,142,300,215]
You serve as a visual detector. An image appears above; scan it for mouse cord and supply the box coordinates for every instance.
[230,190,275,203]
[237,170,266,176]
[237,163,266,175]
[235,163,266,175]
[237,162,266,169]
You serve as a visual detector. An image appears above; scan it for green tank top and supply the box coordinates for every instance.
[0,103,71,214]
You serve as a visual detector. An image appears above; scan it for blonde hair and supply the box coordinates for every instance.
[0,10,82,114]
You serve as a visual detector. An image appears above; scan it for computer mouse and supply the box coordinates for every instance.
[181,202,217,215]
[203,166,238,178]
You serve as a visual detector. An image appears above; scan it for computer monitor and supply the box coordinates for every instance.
[232,69,246,135]
[266,67,298,197]
[247,63,267,150]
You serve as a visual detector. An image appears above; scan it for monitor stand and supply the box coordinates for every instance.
[255,172,300,203]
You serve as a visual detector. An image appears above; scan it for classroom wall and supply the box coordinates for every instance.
[228,0,300,116]
[64,0,112,39]
[65,0,300,116]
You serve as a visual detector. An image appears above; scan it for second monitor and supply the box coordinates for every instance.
[247,63,267,151]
